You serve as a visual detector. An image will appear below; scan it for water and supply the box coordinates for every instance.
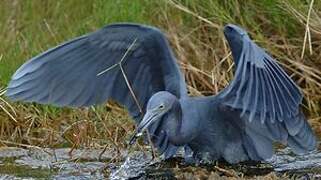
[0,146,321,179]
[0,147,116,179]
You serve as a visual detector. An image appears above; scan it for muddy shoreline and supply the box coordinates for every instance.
[0,147,320,179]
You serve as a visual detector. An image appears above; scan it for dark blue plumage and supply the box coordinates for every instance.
[6,23,316,164]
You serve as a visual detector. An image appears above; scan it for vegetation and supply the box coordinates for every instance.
[0,0,320,178]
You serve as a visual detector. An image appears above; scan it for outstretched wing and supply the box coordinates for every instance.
[6,23,187,119]
[216,24,316,160]
[6,23,187,157]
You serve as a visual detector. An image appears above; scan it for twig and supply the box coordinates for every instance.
[0,140,52,155]
[301,0,314,59]
[214,165,237,177]
[44,19,58,44]
[0,88,7,96]
[0,96,17,116]
[97,38,138,76]
[167,0,220,29]
[97,63,118,75]
[120,65,143,113]
[99,144,109,161]
[146,130,157,159]
[96,38,143,114]
[26,117,35,137]
[0,104,17,122]
[179,62,212,78]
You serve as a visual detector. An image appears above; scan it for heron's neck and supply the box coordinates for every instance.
[166,99,195,146]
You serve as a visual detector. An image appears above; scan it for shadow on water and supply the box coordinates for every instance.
[1,145,321,179]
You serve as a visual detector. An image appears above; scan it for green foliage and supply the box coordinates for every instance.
[0,163,55,178]
[0,0,153,85]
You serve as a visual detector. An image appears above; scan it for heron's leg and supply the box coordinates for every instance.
[199,152,215,164]
[192,152,202,166]
[146,131,157,160]
[191,152,217,165]
[182,146,195,165]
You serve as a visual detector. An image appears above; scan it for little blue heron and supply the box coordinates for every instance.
[6,23,316,164]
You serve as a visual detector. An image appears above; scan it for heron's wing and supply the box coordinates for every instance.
[6,23,187,121]
[215,35,316,159]
[6,23,185,158]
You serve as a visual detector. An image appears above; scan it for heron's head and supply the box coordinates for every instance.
[136,91,178,136]
[223,24,249,60]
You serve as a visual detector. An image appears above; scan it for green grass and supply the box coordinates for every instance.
[0,0,154,85]
[0,163,56,179]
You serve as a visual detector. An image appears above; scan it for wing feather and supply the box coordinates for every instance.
[250,68,260,122]
[217,24,316,159]
[265,58,294,115]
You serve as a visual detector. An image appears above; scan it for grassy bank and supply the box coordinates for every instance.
[0,0,320,156]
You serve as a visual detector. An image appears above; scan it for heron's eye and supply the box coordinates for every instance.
[159,104,165,109]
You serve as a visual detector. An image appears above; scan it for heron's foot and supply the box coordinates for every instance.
[192,152,217,165]
[183,155,196,165]
[181,152,201,165]
[181,145,195,165]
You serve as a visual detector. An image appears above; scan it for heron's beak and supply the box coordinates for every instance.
[129,110,161,145]
[137,111,160,135]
